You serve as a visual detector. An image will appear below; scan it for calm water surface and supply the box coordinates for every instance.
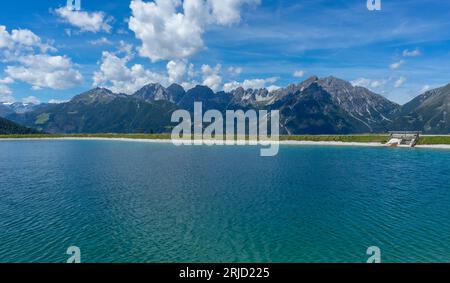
[0,140,450,263]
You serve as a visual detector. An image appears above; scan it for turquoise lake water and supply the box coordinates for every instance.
[0,140,450,263]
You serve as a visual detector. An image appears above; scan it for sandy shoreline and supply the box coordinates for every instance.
[2,136,450,149]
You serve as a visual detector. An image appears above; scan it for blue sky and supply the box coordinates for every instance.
[0,0,449,105]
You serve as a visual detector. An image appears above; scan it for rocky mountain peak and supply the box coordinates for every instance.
[71,87,118,104]
[133,83,187,104]
[133,83,167,101]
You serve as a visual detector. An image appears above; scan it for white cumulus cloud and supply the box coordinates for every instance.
[128,0,260,62]
[93,50,168,94]
[167,59,194,84]
[0,73,12,103]
[55,7,113,33]
[223,77,279,92]
[201,64,222,92]
[0,77,14,84]
[1,25,81,90]
[5,54,83,90]
[0,25,81,103]
[0,84,12,95]
[0,77,14,103]
[0,88,14,103]
[0,25,55,53]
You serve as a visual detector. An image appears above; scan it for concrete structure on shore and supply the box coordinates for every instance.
[386,131,421,147]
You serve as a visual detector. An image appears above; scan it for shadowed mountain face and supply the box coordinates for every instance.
[7,88,179,134]
[4,76,450,134]
[268,76,401,134]
[0,104,14,117]
[277,82,357,134]
[315,76,401,132]
[178,86,232,112]
[391,83,450,134]
[0,117,39,135]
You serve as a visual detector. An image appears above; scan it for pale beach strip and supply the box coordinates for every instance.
[2,136,450,150]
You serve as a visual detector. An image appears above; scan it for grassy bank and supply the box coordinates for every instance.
[1,133,450,145]
[280,134,390,143]
[0,133,392,143]
[417,136,450,145]
[0,133,172,140]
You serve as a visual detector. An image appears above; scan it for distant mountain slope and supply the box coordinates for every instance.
[8,88,179,134]
[0,104,14,117]
[9,76,448,135]
[268,76,400,134]
[316,77,400,129]
[0,117,39,134]
[0,102,42,117]
[276,82,359,134]
[391,83,450,134]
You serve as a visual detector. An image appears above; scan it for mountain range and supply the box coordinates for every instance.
[1,76,450,135]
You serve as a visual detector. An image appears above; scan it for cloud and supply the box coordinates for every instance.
[55,7,113,33]
[394,76,406,88]
[49,98,68,104]
[93,49,168,94]
[207,0,260,25]
[244,77,278,89]
[5,54,83,90]
[0,76,14,103]
[267,85,281,92]
[0,77,14,103]
[0,84,12,95]
[0,88,14,103]
[93,42,204,93]
[201,64,222,92]
[128,0,260,62]
[167,59,194,84]
[352,76,410,93]
[1,25,81,92]
[22,96,40,104]
[293,70,305,78]
[351,78,371,88]
[0,25,55,53]
[403,48,421,57]
[0,77,14,84]
[421,85,432,93]
[89,37,113,45]
[228,66,243,76]
[351,78,386,89]
[223,77,279,92]
[389,60,404,70]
